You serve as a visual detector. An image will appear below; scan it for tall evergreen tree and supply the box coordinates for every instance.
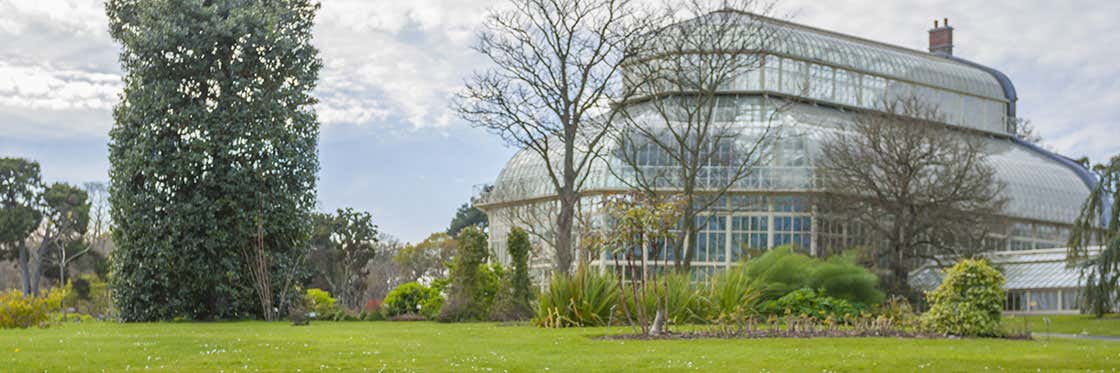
[1069,155,1120,317]
[506,227,533,317]
[0,158,44,295]
[106,0,322,321]
[447,202,488,237]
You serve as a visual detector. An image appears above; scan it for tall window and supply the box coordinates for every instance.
[693,215,727,263]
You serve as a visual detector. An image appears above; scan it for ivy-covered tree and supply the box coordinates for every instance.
[0,158,44,295]
[447,202,488,237]
[438,226,489,322]
[506,227,533,317]
[1068,155,1120,317]
[106,0,322,321]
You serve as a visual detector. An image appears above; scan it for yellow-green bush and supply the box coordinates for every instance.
[304,288,338,318]
[383,282,443,319]
[921,259,1005,337]
[1,288,66,329]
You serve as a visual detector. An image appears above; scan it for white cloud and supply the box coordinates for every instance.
[0,0,108,37]
[311,0,496,129]
[0,0,1115,162]
[0,61,121,111]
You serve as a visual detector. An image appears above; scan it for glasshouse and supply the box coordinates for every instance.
[474,13,1094,281]
[911,247,1094,313]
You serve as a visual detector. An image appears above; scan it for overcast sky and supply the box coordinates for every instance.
[1,0,1117,243]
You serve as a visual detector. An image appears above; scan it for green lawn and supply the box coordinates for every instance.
[2,321,1119,371]
[1003,313,1120,337]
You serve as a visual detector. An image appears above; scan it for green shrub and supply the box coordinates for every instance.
[764,288,863,323]
[921,259,1005,337]
[744,247,813,299]
[807,254,884,305]
[1,288,66,329]
[744,247,883,305]
[86,276,115,319]
[360,310,385,321]
[328,310,359,321]
[53,313,95,323]
[288,295,311,326]
[383,282,443,319]
[478,263,505,314]
[874,295,918,323]
[534,268,619,327]
[305,288,338,318]
[702,264,764,322]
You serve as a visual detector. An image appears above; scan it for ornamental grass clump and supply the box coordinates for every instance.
[624,272,705,325]
[703,262,764,323]
[744,247,883,306]
[534,268,619,327]
[921,259,1005,337]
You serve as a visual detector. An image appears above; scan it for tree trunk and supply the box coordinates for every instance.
[649,308,664,336]
[30,255,41,296]
[555,189,575,275]
[18,240,31,295]
[679,193,696,271]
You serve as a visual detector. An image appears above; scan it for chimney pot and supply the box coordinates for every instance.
[929,18,954,55]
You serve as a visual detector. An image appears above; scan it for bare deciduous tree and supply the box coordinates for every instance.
[456,0,648,274]
[487,180,599,271]
[609,1,782,270]
[816,96,1008,296]
[366,234,408,302]
[1011,117,1043,145]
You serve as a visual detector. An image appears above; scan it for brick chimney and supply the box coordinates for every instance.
[929,18,953,55]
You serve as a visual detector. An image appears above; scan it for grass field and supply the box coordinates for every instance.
[1003,313,1120,337]
[2,321,1120,371]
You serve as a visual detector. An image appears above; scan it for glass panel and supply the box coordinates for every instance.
[809,64,833,101]
[835,69,859,107]
[781,58,807,96]
[1061,289,1081,310]
[1031,291,1058,311]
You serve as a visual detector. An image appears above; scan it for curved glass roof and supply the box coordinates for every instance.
[633,12,1014,134]
[762,17,1006,100]
[480,99,1090,225]
[713,12,1008,101]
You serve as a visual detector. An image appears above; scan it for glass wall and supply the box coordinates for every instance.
[730,55,1009,134]
[1007,222,1070,251]
[1005,288,1081,312]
